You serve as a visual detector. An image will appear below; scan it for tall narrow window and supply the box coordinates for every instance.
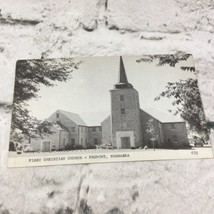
[71,138,75,145]
[56,113,59,118]
[121,108,125,114]
[94,138,98,145]
[63,139,66,146]
[92,127,96,132]
[120,95,124,101]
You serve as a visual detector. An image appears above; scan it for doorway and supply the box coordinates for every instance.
[41,140,51,152]
[116,131,134,149]
[121,137,131,149]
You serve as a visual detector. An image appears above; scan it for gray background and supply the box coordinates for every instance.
[0,0,214,213]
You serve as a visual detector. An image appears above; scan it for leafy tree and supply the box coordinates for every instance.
[137,52,208,139]
[11,58,82,137]
[137,52,194,69]
[146,118,158,150]
[10,130,24,143]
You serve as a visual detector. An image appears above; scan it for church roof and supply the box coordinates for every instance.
[80,111,109,127]
[58,110,87,126]
[54,122,70,131]
[57,110,108,127]
[114,56,133,89]
[142,108,184,123]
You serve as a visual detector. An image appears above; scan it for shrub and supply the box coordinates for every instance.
[85,144,96,149]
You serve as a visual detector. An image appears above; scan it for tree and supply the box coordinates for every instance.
[11,58,82,137]
[137,52,209,139]
[146,118,158,150]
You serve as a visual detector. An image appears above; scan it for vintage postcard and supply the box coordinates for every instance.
[8,54,213,167]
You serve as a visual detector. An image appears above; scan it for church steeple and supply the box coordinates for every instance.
[119,56,128,84]
[114,56,133,89]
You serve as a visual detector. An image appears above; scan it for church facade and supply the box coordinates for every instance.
[29,57,189,152]
[101,57,188,149]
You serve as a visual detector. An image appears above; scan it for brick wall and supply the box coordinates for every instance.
[48,110,79,146]
[88,126,102,146]
[78,126,88,147]
[162,122,189,148]
[141,109,164,148]
[110,88,142,148]
[101,115,111,145]
[29,125,70,151]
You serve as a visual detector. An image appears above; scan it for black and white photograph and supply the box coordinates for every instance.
[1,1,214,213]
[8,54,213,167]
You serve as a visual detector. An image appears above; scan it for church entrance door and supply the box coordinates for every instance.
[41,140,52,152]
[116,131,134,149]
[121,137,131,149]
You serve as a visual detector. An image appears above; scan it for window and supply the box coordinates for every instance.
[80,126,86,133]
[85,139,87,145]
[42,140,51,152]
[94,138,98,145]
[92,127,96,132]
[121,108,125,114]
[71,127,75,132]
[99,127,102,132]
[63,139,66,146]
[81,138,83,145]
[56,113,59,118]
[120,95,124,101]
[170,124,175,130]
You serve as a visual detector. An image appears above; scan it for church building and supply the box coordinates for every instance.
[101,57,188,149]
[29,57,189,152]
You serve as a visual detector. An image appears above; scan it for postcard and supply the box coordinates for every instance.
[8,54,213,167]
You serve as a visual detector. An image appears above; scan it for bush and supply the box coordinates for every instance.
[23,145,34,153]
[85,144,96,149]
[131,146,136,149]
[72,144,84,150]
[97,143,114,149]
[64,144,75,150]
[9,141,16,151]
[63,144,96,151]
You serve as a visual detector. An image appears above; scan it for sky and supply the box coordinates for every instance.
[26,55,196,123]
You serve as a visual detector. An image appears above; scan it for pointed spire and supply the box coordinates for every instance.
[119,56,128,84]
[114,56,133,89]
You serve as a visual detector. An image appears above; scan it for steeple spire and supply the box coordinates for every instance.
[119,56,128,84]
[114,56,133,89]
